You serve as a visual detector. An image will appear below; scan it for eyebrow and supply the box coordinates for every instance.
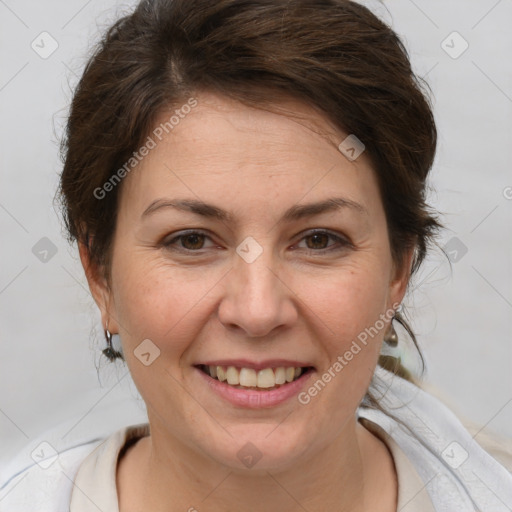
[141,197,368,223]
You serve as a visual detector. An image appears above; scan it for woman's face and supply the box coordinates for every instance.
[85,92,410,471]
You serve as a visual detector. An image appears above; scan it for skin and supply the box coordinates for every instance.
[81,91,413,511]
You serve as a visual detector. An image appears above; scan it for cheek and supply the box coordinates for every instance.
[294,269,389,420]
[111,236,391,369]
[296,263,390,349]
[111,253,222,355]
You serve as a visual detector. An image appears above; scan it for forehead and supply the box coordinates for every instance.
[152,92,355,169]
[118,91,379,217]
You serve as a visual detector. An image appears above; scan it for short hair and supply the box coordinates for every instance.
[58,0,442,381]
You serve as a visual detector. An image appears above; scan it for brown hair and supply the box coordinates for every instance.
[58,0,441,380]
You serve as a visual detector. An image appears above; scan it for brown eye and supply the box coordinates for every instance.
[162,231,213,252]
[294,230,350,253]
[180,233,206,250]
[304,233,330,250]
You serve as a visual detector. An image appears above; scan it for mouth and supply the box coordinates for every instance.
[195,364,314,391]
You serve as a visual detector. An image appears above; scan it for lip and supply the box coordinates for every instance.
[196,359,314,371]
[194,365,315,409]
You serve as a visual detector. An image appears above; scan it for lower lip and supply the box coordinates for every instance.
[195,367,314,409]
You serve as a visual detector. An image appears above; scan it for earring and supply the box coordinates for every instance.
[383,318,399,347]
[103,324,124,361]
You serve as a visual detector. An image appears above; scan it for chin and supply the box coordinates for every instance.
[202,422,316,473]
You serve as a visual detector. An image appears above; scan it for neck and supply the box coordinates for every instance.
[117,414,396,512]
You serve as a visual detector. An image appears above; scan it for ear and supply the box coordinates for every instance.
[78,241,119,333]
[387,246,415,310]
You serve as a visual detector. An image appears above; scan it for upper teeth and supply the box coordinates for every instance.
[206,365,304,389]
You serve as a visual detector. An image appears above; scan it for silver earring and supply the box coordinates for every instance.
[384,318,398,347]
[103,325,124,361]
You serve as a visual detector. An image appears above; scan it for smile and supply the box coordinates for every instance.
[197,364,311,391]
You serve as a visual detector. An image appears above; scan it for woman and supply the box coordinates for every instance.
[2,0,511,510]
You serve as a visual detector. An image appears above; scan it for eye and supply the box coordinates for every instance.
[293,230,351,253]
[162,230,215,252]
[161,229,351,255]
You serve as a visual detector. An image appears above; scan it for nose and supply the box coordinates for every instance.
[217,245,298,338]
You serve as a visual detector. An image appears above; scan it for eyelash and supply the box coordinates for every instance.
[161,229,351,255]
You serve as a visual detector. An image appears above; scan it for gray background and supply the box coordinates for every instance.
[1,0,511,473]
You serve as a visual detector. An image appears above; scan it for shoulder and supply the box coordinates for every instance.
[361,367,512,508]
[0,422,150,512]
[460,420,512,473]
[418,379,512,473]
[0,439,104,512]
